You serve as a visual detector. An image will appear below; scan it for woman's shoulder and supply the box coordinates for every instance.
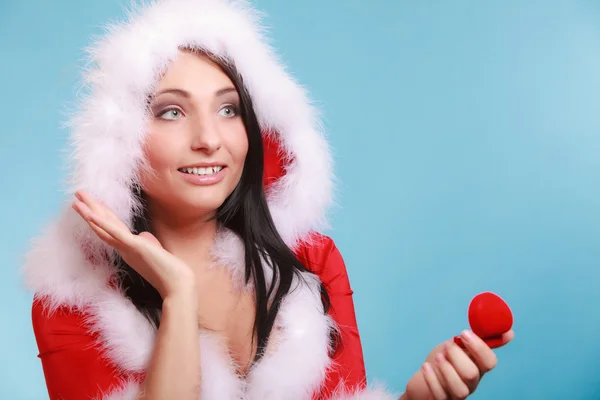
[31,296,140,399]
[295,233,351,289]
[31,296,94,351]
[32,296,85,329]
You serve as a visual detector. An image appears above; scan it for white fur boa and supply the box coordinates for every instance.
[22,0,397,398]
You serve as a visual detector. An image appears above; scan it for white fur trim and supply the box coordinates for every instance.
[198,332,246,398]
[72,0,332,254]
[83,258,336,399]
[24,0,333,306]
[22,208,114,311]
[99,380,141,400]
[87,288,157,372]
[330,384,399,400]
[210,228,248,289]
[246,273,334,399]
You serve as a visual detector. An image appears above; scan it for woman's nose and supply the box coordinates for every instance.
[190,118,221,153]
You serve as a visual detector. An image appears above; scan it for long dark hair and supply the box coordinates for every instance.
[116,51,335,364]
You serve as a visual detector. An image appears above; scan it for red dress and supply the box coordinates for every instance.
[32,235,367,399]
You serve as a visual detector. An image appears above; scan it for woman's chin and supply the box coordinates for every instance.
[148,188,230,220]
[178,197,226,217]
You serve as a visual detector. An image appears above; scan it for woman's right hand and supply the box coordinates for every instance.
[72,190,197,299]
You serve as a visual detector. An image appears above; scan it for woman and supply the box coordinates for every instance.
[23,0,514,399]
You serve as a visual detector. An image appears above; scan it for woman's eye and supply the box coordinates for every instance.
[159,109,182,120]
[218,105,238,118]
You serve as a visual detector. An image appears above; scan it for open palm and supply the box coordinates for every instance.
[72,190,195,298]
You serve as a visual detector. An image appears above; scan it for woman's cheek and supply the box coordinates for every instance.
[144,130,179,170]
[233,127,249,164]
[139,133,178,191]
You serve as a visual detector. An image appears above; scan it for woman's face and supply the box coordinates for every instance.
[140,51,249,220]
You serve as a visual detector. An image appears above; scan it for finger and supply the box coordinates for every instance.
[87,219,120,248]
[87,210,134,247]
[444,342,481,392]
[138,231,163,248]
[501,329,515,345]
[457,330,515,350]
[74,193,135,246]
[422,361,448,400]
[459,330,497,374]
[72,198,93,220]
[75,190,104,214]
[73,202,120,248]
[435,352,471,400]
[73,200,129,248]
[76,190,125,227]
[483,329,515,349]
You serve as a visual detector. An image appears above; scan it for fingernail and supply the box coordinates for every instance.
[74,191,82,200]
[435,352,445,365]
[454,335,465,348]
[422,362,432,373]
[461,330,474,342]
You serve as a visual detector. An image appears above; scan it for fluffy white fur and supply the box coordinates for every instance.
[22,0,393,398]
[97,380,140,400]
[245,273,335,399]
[331,385,399,400]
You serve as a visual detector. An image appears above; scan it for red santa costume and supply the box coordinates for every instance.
[22,0,398,399]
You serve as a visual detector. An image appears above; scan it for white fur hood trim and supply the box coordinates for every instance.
[22,0,395,399]
[24,0,334,307]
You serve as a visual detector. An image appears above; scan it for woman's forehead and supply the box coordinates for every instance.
[153,51,234,94]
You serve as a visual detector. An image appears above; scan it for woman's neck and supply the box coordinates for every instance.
[147,201,218,271]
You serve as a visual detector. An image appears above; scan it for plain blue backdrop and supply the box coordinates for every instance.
[2,0,600,398]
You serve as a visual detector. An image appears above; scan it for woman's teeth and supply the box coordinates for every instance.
[179,166,224,176]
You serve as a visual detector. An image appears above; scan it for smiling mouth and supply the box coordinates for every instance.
[177,166,225,176]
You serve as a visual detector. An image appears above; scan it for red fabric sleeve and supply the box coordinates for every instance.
[297,234,368,398]
[31,297,137,400]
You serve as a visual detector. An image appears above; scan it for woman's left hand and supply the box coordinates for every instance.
[403,329,514,400]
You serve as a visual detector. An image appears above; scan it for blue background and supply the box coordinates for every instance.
[2,0,600,398]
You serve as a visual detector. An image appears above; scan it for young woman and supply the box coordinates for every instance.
[23,1,514,399]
